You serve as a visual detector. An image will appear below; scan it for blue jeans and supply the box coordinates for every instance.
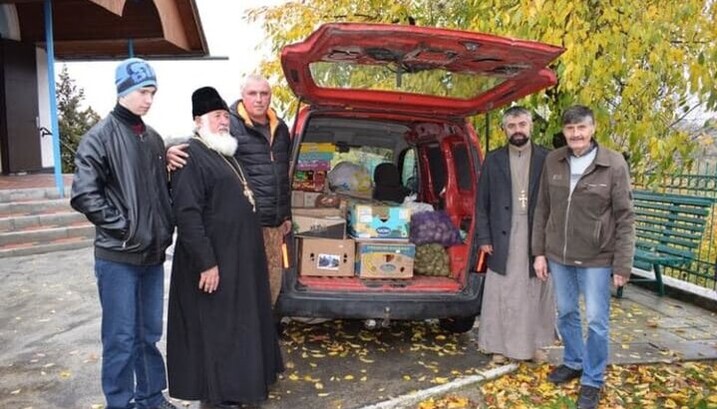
[549,260,612,388]
[95,257,167,409]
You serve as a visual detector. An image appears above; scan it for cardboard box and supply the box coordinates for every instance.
[291,190,305,207]
[293,205,347,219]
[291,191,322,208]
[299,238,355,277]
[348,203,411,239]
[293,215,346,239]
[356,241,415,279]
[303,192,321,207]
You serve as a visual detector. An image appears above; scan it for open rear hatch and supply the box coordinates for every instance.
[281,22,564,117]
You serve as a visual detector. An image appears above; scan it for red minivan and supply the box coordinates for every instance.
[277,23,563,332]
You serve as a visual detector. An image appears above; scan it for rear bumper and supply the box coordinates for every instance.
[276,272,485,320]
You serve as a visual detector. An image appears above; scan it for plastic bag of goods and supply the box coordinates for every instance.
[402,194,434,213]
[327,161,373,196]
[410,211,462,246]
[415,244,451,277]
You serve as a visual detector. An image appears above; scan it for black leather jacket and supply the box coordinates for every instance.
[71,113,174,265]
[229,100,291,227]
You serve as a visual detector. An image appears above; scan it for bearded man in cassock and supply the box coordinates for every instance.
[476,106,556,363]
[167,86,284,409]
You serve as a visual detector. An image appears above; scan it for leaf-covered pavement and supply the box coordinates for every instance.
[258,318,488,409]
[416,360,717,409]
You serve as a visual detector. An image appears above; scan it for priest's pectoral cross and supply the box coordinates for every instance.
[244,186,256,212]
[518,190,528,210]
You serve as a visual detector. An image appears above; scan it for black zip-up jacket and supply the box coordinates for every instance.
[71,108,174,265]
[229,100,291,228]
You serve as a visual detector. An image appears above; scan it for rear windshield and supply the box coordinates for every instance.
[310,61,504,99]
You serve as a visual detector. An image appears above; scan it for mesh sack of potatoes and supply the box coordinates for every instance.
[414,243,451,277]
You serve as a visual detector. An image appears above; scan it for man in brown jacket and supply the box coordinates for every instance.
[532,105,635,409]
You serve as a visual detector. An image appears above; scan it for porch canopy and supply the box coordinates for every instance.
[0,0,208,194]
[0,0,209,59]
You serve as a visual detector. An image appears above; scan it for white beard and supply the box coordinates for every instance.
[196,123,237,156]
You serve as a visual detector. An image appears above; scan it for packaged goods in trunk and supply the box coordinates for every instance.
[293,205,347,219]
[299,142,335,153]
[327,161,372,196]
[292,170,327,192]
[299,238,355,277]
[356,241,415,279]
[291,190,322,208]
[348,203,411,239]
[293,215,346,239]
[296,160,331,171]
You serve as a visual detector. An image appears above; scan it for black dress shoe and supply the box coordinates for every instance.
[547,364,583,384]
[216,402,241,409]
[577,385,601,409]
[200,400,239,409]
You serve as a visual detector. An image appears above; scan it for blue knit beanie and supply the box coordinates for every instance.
[115,58,157,97]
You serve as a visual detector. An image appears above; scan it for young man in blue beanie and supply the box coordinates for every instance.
[71,57,177,409]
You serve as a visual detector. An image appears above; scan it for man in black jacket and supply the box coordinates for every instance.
[71,58,176,409]
[167,74,291,308]
[475,106,556,364]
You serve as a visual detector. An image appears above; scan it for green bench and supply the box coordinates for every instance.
[617,190,713,297]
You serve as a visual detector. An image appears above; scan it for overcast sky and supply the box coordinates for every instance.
[64,0,286,138]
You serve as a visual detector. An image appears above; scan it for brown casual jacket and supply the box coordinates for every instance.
[531,144,635,277]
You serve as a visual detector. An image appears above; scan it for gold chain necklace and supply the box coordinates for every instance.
[193,136,256,212]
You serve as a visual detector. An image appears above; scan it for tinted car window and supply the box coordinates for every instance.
[452,144,472,191]
[426,145,446,198]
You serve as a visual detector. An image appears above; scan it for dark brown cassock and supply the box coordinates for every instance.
[167,138,283,404]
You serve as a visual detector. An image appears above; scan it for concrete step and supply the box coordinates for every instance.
[0,186,72,203]
[0,186,95,257]
[0,224,95,246]
[0,198,73,218]
[0,237,93,258]
[0,212,87,233]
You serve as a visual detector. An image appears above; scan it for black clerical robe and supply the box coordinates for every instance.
[167,138,283,404]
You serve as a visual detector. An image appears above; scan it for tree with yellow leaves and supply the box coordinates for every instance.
[247,0,717,178]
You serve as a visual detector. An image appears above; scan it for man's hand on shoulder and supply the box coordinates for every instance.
[167,143,189,171]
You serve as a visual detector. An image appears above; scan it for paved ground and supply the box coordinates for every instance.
[2,247,716,409]
[0,248,490,409]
